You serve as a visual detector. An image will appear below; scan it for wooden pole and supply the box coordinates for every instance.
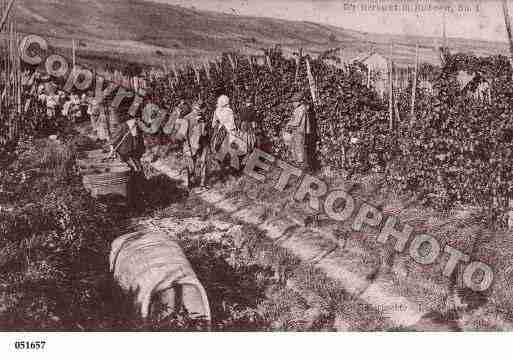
[227,53,236,70]
[203,61,211,81]
[442,11,447,49]
[246,54,253,74]
[72,38,76,69]
[305,58,318,106]
[0,0,15,33]
[388,44,394,130]
[394,65,400,127]
[266,55,273,71]
[394,95,401,127]
[502,0,513,72]
[16,26,21,115]
[294,48,303,84]
[193,63,200,85]
[411,43,419,118]
[395,67,399,94]
[8,21,13,139]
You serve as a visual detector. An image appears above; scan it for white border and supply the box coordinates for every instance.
[0,332,508,359]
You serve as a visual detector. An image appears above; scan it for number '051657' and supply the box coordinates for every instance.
[14,341,46,350]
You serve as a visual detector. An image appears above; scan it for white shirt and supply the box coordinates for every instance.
[127,119,138,136]
[213,107,236,133]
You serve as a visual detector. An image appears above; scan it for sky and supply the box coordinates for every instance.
[154,0,513,42]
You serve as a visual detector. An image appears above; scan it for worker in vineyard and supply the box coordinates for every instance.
[45,92,59,121]
[97,103,111,141]
[182,99,210,190]
[108,104,146,209]
[284,92,311,169]
[63,94,82,123]
[211,94,246,174]
[56,91,66,120]
[70,94,83,123]
[212,95,237,150]
[162,100,191,156]
[108,104,146,174]
[62,95,71,119]
[88,99,110,141]
[163,100,187,135]
[80,93,89,122]
[37,84,46,105]
[88,97,100,137]
[108,104,120,126]
[238,97,258,155]
[138,102,166,163]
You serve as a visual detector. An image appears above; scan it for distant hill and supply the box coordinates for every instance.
[6,0,511,69]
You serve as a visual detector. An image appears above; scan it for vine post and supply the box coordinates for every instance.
[72,38,76,70]
[502,0,513,75]
[410,44,419,120]
[388,43,394,131]
[0,0,15,32]
[393,66,400,128]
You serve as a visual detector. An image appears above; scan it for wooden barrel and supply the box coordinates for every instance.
[110,231,211,323]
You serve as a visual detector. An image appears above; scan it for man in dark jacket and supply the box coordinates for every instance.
[238,98,258,154]
[284,92,311,169]
[108,111,145,173]
[183,99,210,190]
[105,107,147,210]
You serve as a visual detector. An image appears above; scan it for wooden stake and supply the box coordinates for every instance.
[16,27,21,115]
[171,63,178,80]
[72,38,76,70]
[266,55,272,71]
[227,54,236,70]
[411,43,419,119]
[294,48,302,84]
[203,61,211,80]
[442,11,448,49]
[502,0,513,73]
[388,44,394,130]
[193,63,200,84]
[305,58,318,106]
[0,0,16,33]
[246,55,253,74]
[394,84,401,127]
[394,65,400,126]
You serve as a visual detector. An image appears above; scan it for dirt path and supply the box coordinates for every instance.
[74,123,510,330]
[144,158,510,331]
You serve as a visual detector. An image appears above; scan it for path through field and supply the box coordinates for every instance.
[75,122,512,331]
[118,153,511,331]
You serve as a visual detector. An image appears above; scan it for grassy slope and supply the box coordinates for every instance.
[9,0,510,68]
[150,149,513,331]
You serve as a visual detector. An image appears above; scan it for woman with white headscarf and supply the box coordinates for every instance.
[211,95,247,155]
[212,95,236,137]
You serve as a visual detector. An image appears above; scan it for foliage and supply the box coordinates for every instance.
[144,48,513,225]
[0,138,130,330]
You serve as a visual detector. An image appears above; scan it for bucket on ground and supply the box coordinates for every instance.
[110,231,211,323]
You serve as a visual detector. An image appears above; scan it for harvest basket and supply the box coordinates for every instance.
[110,231,211,323]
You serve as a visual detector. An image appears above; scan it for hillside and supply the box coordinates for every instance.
[7,0,512,68]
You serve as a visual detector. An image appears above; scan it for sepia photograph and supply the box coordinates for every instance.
[1,0,513,346]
